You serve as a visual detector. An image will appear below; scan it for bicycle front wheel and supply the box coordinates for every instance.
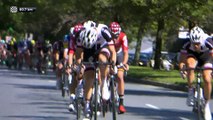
[110,75,117,120]
[76,98,82,120]
[194,86,204,120]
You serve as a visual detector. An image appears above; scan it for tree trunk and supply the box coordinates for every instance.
[154,18,164,69]
[133,21,144,65]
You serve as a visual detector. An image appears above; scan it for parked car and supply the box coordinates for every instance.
[149,52,177,71]
[128,53,135,65]
[138,53,152,66]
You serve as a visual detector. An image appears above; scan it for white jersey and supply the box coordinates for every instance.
[77,23,113,49]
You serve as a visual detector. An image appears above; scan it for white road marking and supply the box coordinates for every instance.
[48,80,55,83]
[145,104,160,110]
[179,117,190,120]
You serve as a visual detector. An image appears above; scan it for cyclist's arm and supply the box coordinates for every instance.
[121,35,129,65]
[75,47,83,65]
[178,41,191,70]
[101,27,117,64]
[123,50,128,64]
[108,42,116,65]
[205,38,213,58]
[179,50,187,70]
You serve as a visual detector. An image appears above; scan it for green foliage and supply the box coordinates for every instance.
[0,0,212,45]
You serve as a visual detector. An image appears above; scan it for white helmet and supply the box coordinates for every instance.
[189,26,204,43]
[83,20,96,28]
[80,27,98,48]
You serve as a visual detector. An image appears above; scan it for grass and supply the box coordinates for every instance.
[128,66,187,86]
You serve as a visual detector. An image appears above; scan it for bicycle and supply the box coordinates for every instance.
[100,76,119,119]
[181,67,212,120]
[102,64,128,119]
[61,61,72,98]
[79,61,115,120]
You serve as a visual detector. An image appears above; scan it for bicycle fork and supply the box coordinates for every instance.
[193,73,205,119]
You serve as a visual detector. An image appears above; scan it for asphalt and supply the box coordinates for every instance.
[0,65,188,92]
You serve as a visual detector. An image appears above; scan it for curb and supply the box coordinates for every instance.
[126,76,188,92]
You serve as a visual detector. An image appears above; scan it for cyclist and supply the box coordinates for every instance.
[67,23,84,112]
[6,37,18,68]
[75,21,117,118]
[53,38,65,89]
[0,39,7,65]
[179,26,213,120]
[109,22,129,114]
[17,39,28,69]
[52,40,63,71]
[30,39,36,69]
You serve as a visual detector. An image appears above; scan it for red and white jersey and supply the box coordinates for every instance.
[114,32,128,53]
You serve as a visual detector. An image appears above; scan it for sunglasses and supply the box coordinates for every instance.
[192,42,201,45]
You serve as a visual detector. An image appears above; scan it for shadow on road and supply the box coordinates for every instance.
[125,88,187,98]
[3,115,69,120]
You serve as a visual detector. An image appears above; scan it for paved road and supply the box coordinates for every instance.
[0,67,212,120]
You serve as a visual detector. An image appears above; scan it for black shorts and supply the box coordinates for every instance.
[187,50,212,67]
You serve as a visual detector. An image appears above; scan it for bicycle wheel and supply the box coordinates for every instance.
[102,99,109,117]
[110,75,117,120]
[76,98,82,120]
[61,73,65,97]
[64,74,70,96]
[194,86,204,120]
[93,78,98,120]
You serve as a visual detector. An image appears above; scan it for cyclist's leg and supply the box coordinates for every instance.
[116,52,126,113]
[53,51,59,71]
[56,61,63,89]
[201,54,212,120]
[68,72,78,112]
[69,73,78,95]
[203,66,212,120]
[83,69,95,118]
[84,70,95,100]
[203,63,212,101]
[186,56,197,106]
[25,49,32,69]
[186,56,197,88]
[98,48,110,100]
[200,52,213,101]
